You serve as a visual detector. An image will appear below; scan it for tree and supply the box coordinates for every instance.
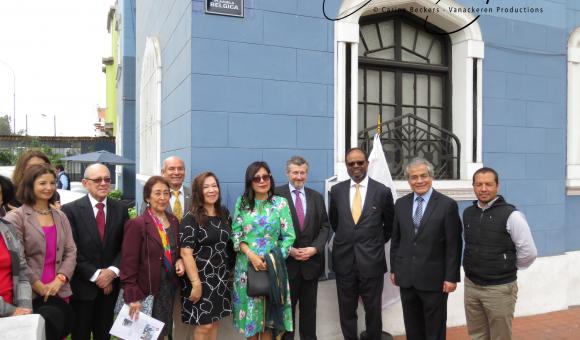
[0,115,12,135]
[21,138,64,165]
[0,150,14,165]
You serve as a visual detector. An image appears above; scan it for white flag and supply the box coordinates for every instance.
[367,133,400,309]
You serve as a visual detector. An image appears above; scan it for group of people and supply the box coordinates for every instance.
[329,149,537,340]
[0,147,538,340]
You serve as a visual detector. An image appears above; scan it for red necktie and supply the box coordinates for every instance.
[96,202,105,240]
[294,190,305,231]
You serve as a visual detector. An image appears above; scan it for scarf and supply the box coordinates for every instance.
[147,208,173,272]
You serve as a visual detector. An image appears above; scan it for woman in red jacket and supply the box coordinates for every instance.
[120,176,184,339]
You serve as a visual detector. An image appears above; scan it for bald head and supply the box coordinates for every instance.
[161,156,185,190]
[82,163,111,201]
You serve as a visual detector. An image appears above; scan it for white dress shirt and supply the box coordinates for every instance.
[288,183,307,216]
[478,197,538,269]
[170,185,185,211]
[87,195,120,281]
[349,176,369,211]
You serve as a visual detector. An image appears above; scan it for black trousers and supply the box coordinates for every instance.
[336,270,384,340]
[400,287,448,340]
[70,289,118,340]
[283,274,319,340]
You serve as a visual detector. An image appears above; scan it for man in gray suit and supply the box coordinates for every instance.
[390,158,462,340]
[275,156,330,340]
[160,156,192,340]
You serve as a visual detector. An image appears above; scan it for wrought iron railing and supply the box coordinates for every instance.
[358,113,461,179]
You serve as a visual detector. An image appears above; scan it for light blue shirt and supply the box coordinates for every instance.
[412,187,433,216]
[288,183,307,215]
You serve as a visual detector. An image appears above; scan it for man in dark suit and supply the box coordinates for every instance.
[329,147,395,340]
[160,155,194,340]
[275,156,330,340]
[62,163,129,340]
[390,158,462,340]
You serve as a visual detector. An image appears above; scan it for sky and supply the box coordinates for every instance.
[0,0,115,136]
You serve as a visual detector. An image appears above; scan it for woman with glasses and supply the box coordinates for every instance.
[179,171,234,340]
[120,176,185,339]
[4,163,76,304]
[231,161,295,340]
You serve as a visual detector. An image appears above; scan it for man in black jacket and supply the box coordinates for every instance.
[275,156,329,340]
[463,167,537,340]
[329,148,394,340]
[390,158,462,340]
[62,164,129,340]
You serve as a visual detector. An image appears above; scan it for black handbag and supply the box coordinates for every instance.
[247,262,270,297]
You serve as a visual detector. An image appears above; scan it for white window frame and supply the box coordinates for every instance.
[332,0,484,200]
[567,27,580,195]
[137,36,162,183]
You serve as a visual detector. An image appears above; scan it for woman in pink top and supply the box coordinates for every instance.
[5,163,76,301]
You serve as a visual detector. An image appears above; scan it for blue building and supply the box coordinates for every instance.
[109,0,137,199]
[127,0,580,336]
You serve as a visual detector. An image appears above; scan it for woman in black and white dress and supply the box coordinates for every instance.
[179,171,234,340]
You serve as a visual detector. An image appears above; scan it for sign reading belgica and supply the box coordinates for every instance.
[206,0,244,17]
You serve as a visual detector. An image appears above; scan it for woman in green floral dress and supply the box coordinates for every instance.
[231,161,296,340]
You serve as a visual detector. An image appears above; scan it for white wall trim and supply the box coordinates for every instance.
[567,27,580,195]
[135,173,151,186]
[197,252,580,339]
[381,251,580,335]
[333,0,484,188]
[138,36,162,177]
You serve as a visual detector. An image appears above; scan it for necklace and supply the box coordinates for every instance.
[33,207,51,215]
[209,218,222,229]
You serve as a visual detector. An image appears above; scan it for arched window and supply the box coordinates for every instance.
[332,0,484,198]
[357,13,456,179]
[139,37,161,176]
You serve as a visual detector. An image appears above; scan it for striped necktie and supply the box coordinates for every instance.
[413,196,424,234]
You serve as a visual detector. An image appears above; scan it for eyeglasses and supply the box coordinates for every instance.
[346,160,366,167]
[408,174,431,182]
[252,174,271,183]
[85,177,112,184]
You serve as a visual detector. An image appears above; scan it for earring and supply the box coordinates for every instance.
[146,201,150,207]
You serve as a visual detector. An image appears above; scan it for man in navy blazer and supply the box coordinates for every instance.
[329,147,394,340]
[275,156,330,340]
[62,164,129,340]
[390,158,462,340]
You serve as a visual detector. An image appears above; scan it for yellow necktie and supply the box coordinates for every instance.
[172,190,183,222]
[352,184,362,224]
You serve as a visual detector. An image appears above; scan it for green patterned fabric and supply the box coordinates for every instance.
[231,196,296,338]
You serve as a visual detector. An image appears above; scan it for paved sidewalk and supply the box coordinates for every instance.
[393,307,580,340]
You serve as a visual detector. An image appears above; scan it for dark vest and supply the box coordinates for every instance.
[463,195,517,285]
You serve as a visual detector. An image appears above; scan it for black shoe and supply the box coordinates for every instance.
[359,330,393,340]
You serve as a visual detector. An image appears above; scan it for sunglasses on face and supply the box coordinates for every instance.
[86,177,112,184]
[252,174,271,183]
[346,160,366,167]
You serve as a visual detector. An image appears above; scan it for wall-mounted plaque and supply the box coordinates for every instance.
[206,0,244,18]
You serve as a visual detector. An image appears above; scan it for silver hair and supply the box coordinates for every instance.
[285,155,309,173]
[161,156,185,172]
[404,158,434,179]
